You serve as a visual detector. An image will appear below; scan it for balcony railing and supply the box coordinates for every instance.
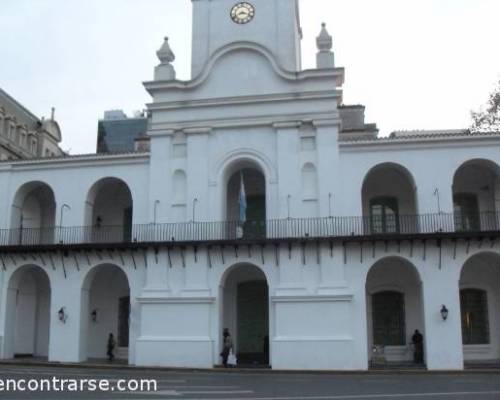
[1,212,499,247]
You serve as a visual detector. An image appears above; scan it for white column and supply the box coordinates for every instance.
[314,119,341,218]
[148,133,172,225]
[186,128,210,222]
[274,122,301,220]
[420,255,463,370]
[49,278,85,362]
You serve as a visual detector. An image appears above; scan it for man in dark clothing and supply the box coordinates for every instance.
[107,333,116,362]
[412,329,424,364]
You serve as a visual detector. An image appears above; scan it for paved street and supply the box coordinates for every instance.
[0,364,500,400]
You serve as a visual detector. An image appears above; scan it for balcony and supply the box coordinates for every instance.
[1,212,499,249]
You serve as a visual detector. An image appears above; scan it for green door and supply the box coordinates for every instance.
[237,280,269,365]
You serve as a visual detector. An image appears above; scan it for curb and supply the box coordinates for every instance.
[0,360,499,375]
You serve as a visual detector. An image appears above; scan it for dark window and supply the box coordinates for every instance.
[97,118,148,153]
[118,296,130,348]
[454,194,480,232]
[370,197,399,234]
[372,291,406,346]
[460,289,490,345]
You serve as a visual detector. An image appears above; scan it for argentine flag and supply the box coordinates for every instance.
[239,171,247,224]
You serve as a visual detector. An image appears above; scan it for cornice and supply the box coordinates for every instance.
[0,152,150,172]
[340,134,500,153]
[148,112,338,134]
[147,90,341,112]
[137,296,215,304]
[271,294,354,303]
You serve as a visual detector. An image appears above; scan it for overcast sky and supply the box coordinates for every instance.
[1,0,499,154]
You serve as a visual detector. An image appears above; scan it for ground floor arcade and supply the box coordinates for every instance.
[0,240,498,370]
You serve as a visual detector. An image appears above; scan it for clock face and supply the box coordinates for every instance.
[230,2,255,25]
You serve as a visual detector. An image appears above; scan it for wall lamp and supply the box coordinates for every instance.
[58,307,68,324]
[440,305,449,321]
[91,309,98,323]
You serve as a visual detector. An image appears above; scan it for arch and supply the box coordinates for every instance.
[452,159,500,232]
[366,257,424,366]
[84,177,133,243]
[459,251,500,362]
[213,148,277,185]
[220,263,270,366]
[80,263,131,362]
[10,181,56,245]
[362,163,418,234]
[224,160,267,239]
[3,265,51,360]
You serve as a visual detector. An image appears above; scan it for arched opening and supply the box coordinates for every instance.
[10,182,56,245]
[366,257,425,367]
[85,178,133,243]
[362,163,418,234]
[224,160,266,239]
[459,252,500,363]
[453,160,500,232]
[3,266,51,360]
[80,264,130,362]
[221,263,269,366]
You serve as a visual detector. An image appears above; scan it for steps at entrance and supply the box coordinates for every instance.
[116,347,128,361]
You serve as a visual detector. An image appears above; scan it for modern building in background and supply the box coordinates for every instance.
[0,0,499,372]
[97,110,149,153]
[0,88,64,160]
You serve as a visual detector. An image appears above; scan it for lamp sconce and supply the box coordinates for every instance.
[91,309,98,323]
[58,307,68,324]
[440,305,449,321]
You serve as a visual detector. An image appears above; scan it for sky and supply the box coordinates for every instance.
[1,0,499,154]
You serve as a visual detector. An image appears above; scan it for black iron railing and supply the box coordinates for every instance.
[1,212,499,247]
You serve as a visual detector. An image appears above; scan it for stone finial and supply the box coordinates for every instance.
[316,23,333,51]
[316,23,335,69]
[155,37,176,81]
[157,37,175,64]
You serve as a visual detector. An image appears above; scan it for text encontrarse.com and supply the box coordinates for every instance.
[0,378,158,393]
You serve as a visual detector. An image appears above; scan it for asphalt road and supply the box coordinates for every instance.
[0,364,500,400]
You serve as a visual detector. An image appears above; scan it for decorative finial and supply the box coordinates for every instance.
[317,23,332,51]
[154,36,176,81]
[157,37,175,64]
[316,23,335,69]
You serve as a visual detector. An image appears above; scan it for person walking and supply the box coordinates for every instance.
[107,333,116,362]
[412,329,424,364]
[220,328,233,368]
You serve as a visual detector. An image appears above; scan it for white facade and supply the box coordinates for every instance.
[0,0,499,371]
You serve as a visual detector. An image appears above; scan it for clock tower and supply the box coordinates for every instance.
[190,0,302,77]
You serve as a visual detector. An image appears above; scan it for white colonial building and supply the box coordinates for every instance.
[0,0,499,371]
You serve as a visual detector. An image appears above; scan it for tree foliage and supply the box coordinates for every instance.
[471,79,500,132]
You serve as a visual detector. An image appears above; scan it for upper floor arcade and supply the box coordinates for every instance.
[0,129,498,250]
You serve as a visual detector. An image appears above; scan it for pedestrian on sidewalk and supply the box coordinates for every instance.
[412,329,424,364]
[107,333,116,362]
[220,328,233,368]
